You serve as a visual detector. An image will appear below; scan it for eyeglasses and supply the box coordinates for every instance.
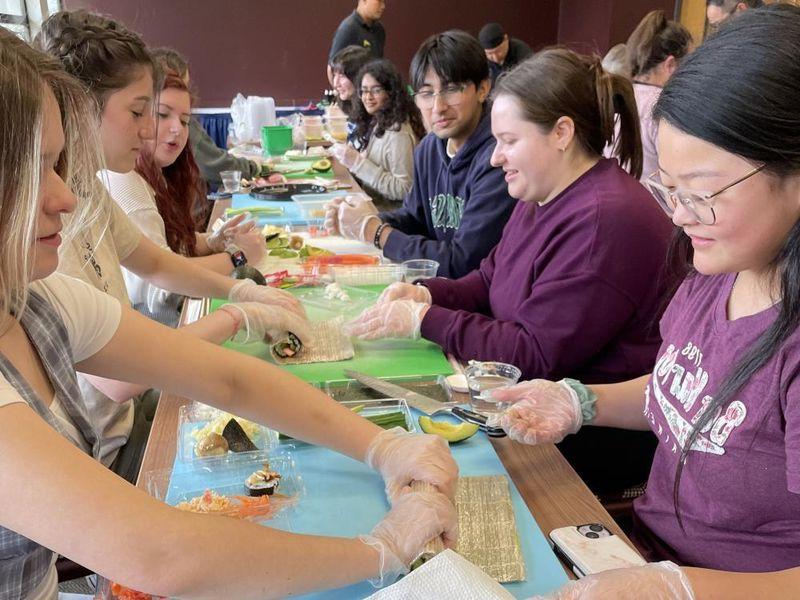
[360,86,385,97]
[644,165,765,225]
[412,83,469,109]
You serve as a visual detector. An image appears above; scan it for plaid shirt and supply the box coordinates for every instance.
[0,291,100,600]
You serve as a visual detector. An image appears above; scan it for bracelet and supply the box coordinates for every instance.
[374,222,389,249]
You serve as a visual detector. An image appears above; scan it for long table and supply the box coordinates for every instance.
[136,158,640,586]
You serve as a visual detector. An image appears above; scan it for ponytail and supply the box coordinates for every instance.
[592,59,643,178]
[496,48,643,178]
[627,10,692,78]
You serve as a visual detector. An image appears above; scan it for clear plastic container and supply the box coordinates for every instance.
[330,263,407,286]
[326,375,456,408]
[294,282,379,320]
[325,115,348,142]
[402,259,440,280]
[290,195,328,221]
[301,115,324,140]
[177,401,279,463]
[341,398,418,432]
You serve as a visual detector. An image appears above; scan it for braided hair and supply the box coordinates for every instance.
[35,10,157,109]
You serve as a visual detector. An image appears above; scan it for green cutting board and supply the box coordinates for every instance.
[210,285,453,384]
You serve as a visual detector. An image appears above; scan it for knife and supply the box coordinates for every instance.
[343,369,506,437]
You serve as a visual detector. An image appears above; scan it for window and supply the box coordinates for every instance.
[1,0,61,41]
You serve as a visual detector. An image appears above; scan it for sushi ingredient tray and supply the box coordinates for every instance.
[177,402,279,463]
[145,448,303,523]
[330,264,407,286]
[294,282,379,320]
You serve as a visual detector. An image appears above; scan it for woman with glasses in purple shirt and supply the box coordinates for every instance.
[481,6,800,598]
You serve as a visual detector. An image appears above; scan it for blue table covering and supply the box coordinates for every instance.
[169,411,568,598]
[230,191,348,226]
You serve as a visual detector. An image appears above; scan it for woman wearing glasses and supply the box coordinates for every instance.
[349,47,673,495]
[467,7,800,598]
[330,59,426,210]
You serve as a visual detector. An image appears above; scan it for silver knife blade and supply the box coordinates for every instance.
[343,369,443,415]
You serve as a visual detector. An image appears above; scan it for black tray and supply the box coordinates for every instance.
[249,183,327,201]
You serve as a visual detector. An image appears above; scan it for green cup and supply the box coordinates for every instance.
[261,125,294,156]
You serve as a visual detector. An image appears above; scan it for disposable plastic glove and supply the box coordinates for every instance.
[377,282,432,305]
[365,426,459,502]
[218,302,313,345]
[323,196,345,235]
[206,213,250,253]
[346,300,429,340]
[338,195,380,242]
[330,142,365,171]
[228,278,306,319]
[486,379,594,445]
[228,227,267,264]
[531,562,695,600]
[360,489,458,588]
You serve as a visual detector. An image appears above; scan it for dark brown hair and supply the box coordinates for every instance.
[494,47,643,178]
[136,71,205,256]
[35,10,157,109]
[627,10,692,78]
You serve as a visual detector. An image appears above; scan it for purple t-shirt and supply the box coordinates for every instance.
[421,158,673,382]
[634,272,800,572]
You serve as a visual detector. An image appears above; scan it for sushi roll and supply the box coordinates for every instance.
[271,332,302,359]
[245,462,282,496]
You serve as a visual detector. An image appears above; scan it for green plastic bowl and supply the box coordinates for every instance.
[261,125,294,156]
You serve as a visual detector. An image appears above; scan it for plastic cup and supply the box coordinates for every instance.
[402,259,439,281]
[464,361,522,415]
[261,125,294,156]
[220,170,241,194]
[325,115,349,142]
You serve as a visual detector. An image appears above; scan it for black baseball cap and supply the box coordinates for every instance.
[479,23,505,49]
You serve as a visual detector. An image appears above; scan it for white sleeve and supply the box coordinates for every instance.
[30,273,122,362]
[0,373,25,410]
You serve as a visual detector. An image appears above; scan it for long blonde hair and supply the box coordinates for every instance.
[0,28,106,333]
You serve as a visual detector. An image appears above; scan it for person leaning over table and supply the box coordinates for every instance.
[325,30,517,279]
[35,10,312,481]
[150,47,262,191]
[507,7,800,599]
[331,58,427,211]
[347,48,674,496]
[478,22,532,86]
[0,29,457,600]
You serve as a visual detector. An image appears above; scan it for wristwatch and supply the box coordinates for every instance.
[225,244,247,268]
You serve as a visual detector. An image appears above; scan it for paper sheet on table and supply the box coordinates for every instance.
[366,550,515,600]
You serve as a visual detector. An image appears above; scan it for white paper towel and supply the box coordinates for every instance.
[366,549,516,600]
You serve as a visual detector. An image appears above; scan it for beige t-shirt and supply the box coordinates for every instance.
[57,188,142,466]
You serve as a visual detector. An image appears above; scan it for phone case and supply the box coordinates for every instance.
[549,524,646,577]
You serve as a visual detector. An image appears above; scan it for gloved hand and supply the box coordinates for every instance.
[228,228,267,265]
[365,426,459,502]
[377,282,432,305]
[218,302,312,345]
[323,196,346,235]
[531,562,695,600]
[338,195,380,242]
[330,142,365,171]
[228,278,306,319]
[359,490,458,588]
[486,379,592,445]
[206,213,250,253]
[346,300,429,340]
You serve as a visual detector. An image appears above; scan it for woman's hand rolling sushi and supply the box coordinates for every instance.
[365,427,458,502]
[218,302,312,346]
[228,278,306,318]
[360,489,458,586]
[377,282,432,305]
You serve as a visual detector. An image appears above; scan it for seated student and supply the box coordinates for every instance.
[331,58,426,211]
[625,10,692,181]
[490,7,800,598]
[124,68,266,326]
[478,22,532,85]
[349,48,673,494]
[0,30,457,600]
[326,30,517,279]
[330,45,372,124]
[151,47,261,191]
[36,10,310,477]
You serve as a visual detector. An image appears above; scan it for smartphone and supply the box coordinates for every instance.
[549,523,646,578]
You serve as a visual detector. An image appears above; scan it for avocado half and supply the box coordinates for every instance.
[311,158,332,172]
[231,265,267,286]
[418,416,479,443]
